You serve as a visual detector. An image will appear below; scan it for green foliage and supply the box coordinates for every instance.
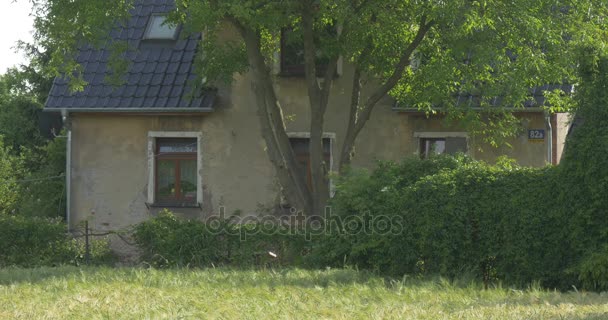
[0,73,44,152]
[32,0,608,146]
[0,215,114,267]
[131,149,604,291]
[557,47,608,292]
[17,134,67,218]
[0,138,23,215]
[307,155,580,289]
[0,59,66,219]
[133,210,308,268]
[577,245,608,292]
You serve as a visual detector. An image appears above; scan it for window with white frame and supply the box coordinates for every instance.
[289,137,331,190]
[148,132,202,207]
[278,133,336,206]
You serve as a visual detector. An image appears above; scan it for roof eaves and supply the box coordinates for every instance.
[43,107,215,113]
[392,106,546,113]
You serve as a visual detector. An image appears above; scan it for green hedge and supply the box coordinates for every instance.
[0,215,115,267]
[312,156,575,288]
[132,153,607,290]
[309,48,608,290]
[133,210,309,268]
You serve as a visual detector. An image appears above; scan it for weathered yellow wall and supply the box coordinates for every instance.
[68,61,561,254]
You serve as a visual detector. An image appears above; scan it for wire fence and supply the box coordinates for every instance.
[68,221,135,265]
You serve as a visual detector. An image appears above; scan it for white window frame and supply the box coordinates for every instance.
[287,132,336,197]
[413,132,471,157]
[147,131,203,206]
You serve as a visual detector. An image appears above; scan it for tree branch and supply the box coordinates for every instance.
[355,15,434,134]
[339,15,433,171]
[301,3,322,103]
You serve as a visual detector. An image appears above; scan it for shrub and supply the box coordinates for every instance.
[133,210,309,268]
[0,215,114,267]
[0,137,22,215]
[17,134,67,218]
[308,155,580,289]
[307,50,608,291]
[576,245,608,291]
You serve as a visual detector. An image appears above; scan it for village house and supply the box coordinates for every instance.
[44,0,570,251]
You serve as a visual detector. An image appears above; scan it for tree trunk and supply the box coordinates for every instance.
[301,3,338,215]
[234,21,312,214]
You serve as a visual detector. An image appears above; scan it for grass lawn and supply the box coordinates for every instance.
[0,267,607,319]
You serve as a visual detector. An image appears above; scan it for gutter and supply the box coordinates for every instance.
[43,107,215,113]
[392,106,548,114]
[61,109,72,229]
[545,112,553,165]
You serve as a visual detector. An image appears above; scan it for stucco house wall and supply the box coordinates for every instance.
[68,64,558,239]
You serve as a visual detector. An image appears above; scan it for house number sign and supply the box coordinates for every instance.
[528,129,545,142]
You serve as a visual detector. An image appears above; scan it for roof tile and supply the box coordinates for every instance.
[44,0,215,112]
[166,96,180,108]
[142,61,158,74]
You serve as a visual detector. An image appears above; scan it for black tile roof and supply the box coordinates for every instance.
[395,84,574,112]
[455,84,574,108]
[44,0,215,112]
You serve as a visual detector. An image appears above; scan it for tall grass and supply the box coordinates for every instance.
[0,267,606,319]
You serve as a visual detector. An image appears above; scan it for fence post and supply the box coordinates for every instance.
[85,220,90,265]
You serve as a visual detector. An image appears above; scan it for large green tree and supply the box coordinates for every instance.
[0,28,64,217]
[29,0,608,214]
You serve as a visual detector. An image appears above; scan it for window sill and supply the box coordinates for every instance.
[145,202,201,209]
[278,72,339,79]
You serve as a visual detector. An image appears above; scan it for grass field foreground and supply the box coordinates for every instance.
[0,267,607,319]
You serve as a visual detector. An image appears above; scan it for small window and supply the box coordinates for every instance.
[289,137,331,190]
[144,15,179,40]
[280,26,336,77]
[155,138,197,206]
[420,137,467,159]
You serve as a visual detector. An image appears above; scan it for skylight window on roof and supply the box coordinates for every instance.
[144,15,179,40]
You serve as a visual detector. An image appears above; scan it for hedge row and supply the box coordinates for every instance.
[0,215,115,267]
[133,210,310,268]
[133,153,607,291]
[310,48,608,290]
[313,156,573,288]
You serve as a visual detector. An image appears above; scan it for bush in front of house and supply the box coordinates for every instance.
[311,155,575,288]
[0,215,115,267]
[308,49,608,291]
[131,152,607,290]
[133,210,310,268]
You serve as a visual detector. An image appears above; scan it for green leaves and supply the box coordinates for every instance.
[0,138,23,215]
[321,154,596,289]
[0,215,114,267]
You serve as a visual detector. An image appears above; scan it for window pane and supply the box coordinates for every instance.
[281,26,334,75]
[157,160,176,200]
[422,138,446,158]
[431,140,446,155]
[180,159,197,202]
[145,16,177,39]
[157,138,197,153]
[446,137,468,154]
[289,138,331,156]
